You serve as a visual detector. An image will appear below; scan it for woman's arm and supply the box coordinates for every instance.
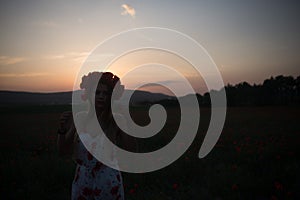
[57,111,76,156]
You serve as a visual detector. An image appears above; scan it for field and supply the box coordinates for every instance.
[1,105,299,199]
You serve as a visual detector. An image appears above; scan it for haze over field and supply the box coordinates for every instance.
[0,0,299,95]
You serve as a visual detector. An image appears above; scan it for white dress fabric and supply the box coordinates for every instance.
[71,112,124,200]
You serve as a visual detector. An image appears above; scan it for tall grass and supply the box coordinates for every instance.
[0,106,299,199]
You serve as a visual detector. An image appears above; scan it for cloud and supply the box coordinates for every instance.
[44,52,90,62]
[0,72,51,78]
[31,20,58,28]
[0,56,27,65]
[87,53,115,62]
[44,52,115,63]
[121,4,136,18]
[44,55,65,60]
[67,52,90,62]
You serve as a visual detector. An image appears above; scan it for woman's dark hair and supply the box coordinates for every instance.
[80,72,124,101]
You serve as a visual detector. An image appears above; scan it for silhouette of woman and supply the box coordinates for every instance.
[57,72,127,200]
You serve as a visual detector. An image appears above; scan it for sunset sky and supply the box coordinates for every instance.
[0,0,299,95]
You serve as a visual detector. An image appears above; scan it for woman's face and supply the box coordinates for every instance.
[94,84,111,111]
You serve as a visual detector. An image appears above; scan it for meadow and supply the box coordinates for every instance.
[1,105,299,199]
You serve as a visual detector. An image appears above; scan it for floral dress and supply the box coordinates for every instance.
[71,132,124,200]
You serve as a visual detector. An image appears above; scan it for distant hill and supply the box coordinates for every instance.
[0,91,73,105]
[1,75,299,107]
[121,90,175,106]
[0,90,174,106]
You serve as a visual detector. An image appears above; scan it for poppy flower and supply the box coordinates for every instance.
[129,188,135,194]
[235,146,241,153]
[274,181,283,190]
[172,183,178,190]
[231,184,238,191]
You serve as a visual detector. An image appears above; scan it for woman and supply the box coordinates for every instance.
[57,72,128,200]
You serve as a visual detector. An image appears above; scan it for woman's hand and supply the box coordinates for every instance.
[57,111,76,156]
[58,111,73,133]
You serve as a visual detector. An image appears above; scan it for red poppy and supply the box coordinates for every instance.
[235,146,241,153]
[231,184,238,191]
[271,195,278,200]
[231,164,237,171]
[172,183,178,190]
[274,181,283,190]
[129,188,135,194]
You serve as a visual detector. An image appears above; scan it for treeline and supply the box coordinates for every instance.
[223,75,300,106]
[155,75,300,107]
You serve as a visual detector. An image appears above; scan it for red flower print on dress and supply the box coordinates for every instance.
[87,152,93,160]
[110,185,119,195]
[92,162,103,177]
[94,188,102,196]
[82,187,93,196]
[74,167,80,182]
[78,195,87,200]
[76,159,83,165]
